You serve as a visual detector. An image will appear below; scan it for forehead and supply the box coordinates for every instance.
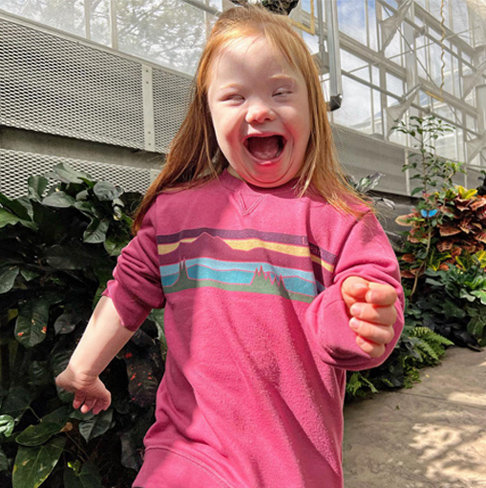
[208,35,302,84]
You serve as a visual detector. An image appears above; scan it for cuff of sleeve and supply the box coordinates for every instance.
[102,280,152,332]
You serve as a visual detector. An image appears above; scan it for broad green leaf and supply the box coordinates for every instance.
[42,191,76,208]
[0,194,31,220]
[53,312,79,335]
[20,268,41,282]
[471,289,486,305]
[28,176,49,202]
[0,266,19,294]
[50,163,91,185]
[12,436,65,488]
[16,422,63,446]
[15,299,50,348]
[45,244,86,270]
[0,208,22,228]
[0,414,15,437]
[63,461,102,488]
[103,234,126,256]
[93,181,122,202]
[78,409,113,443]
[83,218,110,244]
[0,444,7,472]
[28,361,51,387]
[0,386,35,421]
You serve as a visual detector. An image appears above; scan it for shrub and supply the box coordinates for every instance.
[0,164,165,488]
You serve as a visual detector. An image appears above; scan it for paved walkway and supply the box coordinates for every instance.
[343,347,486,488]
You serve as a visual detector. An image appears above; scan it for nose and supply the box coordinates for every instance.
[245,98,276,124]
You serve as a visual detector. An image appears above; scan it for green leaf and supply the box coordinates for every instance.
[16,422,63,447]
[42,191,76,208]
[49,163,91,185]
[20,268,41,282]
[0,208,23,228]
[0,386,35,422]
[103,234,126,257]
[64,461,102,488]
[471,289,486,305]
[0,266,20,294]
[28,361,51,388]
[93,182,122,202]
[28,176,49,202]
[0,444,8,472]
[0,414,15,438]
[53,312,79,335]
[0,193,31,220]
[15,299,50,348]
[44,245,86,270]
[83,218,110,244]
[78,409,113,443]
[12,436,66,488]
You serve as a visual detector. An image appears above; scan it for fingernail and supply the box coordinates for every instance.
[349,317,360,331]
[350,303,362,317]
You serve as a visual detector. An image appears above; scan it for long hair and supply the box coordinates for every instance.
[133,5,367,233]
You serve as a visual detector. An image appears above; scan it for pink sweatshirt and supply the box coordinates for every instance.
[104,170,404,488]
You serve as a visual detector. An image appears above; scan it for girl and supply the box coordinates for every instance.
[56,5,404,488]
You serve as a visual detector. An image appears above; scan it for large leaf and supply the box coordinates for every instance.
[93,181,122,202]
[0,208,22,228]
[28,176,49,202]
[0,266,19,294]
[53,312,80,335]
[63,461,102,488]
[44,244,86,270]
[42,191,76,208]
[0,414,15,438]
[0,445,7,472]
[16,422,64,447]
[12,436,66,488]
[47,163,91,185]
[15,299,50,348]
[28,361,51,388]
[78,409,113,443]
[0,193,31,220]
[0,387,34,421]
[83,218,110,244]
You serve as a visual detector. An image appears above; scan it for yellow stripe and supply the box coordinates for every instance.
[311,254,334,273]
[159,237,310,257]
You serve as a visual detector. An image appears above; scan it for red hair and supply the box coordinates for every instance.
[133,5,367,234]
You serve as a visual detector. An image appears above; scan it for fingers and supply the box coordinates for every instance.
[365,282,398,307]
[350,302,397,326]
[350,318,395,345]
[355,336,386,358]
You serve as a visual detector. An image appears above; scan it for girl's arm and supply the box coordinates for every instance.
[305,211,404,371]
[55,296,135,414]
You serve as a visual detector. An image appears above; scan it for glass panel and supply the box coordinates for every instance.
[429,0,449,27]
[372,66,380,86]
[415,35,428,80]
[436,130,457,160]
[303,32,319,55]
[384,32,403,66]
[429,40,443,86]
[337,0,367,45]
[386,72,404,97]
[116,0,210,75]
[340,50,370,82]
[451,0,470,43]
[332,76,372,134]
[466,115,477,132]
[89,0,111,46]
[419,90,431,108]
[456,129,465,161]
[415,0,426,8]
[367,0,378,51]
[1,0,86,37]
[372,89,382,135]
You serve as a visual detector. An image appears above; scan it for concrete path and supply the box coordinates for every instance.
[343,347,486,488]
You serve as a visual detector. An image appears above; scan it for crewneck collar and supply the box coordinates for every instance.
[218,169,300,197]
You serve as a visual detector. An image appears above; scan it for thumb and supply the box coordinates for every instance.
[341,276,370,308]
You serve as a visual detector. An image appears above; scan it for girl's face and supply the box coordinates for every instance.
[207,36,311,188]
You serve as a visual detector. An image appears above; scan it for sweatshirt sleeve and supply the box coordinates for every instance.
[102,202,165,331]
[304,210,404,371]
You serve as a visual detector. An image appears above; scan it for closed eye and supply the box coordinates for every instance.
[273,89,292,97]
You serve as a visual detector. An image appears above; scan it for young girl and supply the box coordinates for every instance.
[56,5,404,488]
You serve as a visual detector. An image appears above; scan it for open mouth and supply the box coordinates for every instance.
[244,135,286,161]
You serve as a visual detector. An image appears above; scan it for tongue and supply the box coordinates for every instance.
[247,136,281,160]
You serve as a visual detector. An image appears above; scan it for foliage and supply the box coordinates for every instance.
[0,164,165,488]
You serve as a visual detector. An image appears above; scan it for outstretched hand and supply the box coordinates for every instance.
[341,276,398,358]
[55,366,111,415]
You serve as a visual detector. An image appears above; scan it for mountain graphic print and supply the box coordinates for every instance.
[157,228,336,304]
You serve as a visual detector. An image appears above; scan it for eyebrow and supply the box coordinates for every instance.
[219,74,297,91]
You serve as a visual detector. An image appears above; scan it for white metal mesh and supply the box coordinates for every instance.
[153,68,192,153]
[0,16,192,154]
[0,149,151,198]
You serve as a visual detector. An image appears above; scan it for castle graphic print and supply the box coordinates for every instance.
[157,228,336,304]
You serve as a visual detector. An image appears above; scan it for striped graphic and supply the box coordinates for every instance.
[157,228,335,303]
